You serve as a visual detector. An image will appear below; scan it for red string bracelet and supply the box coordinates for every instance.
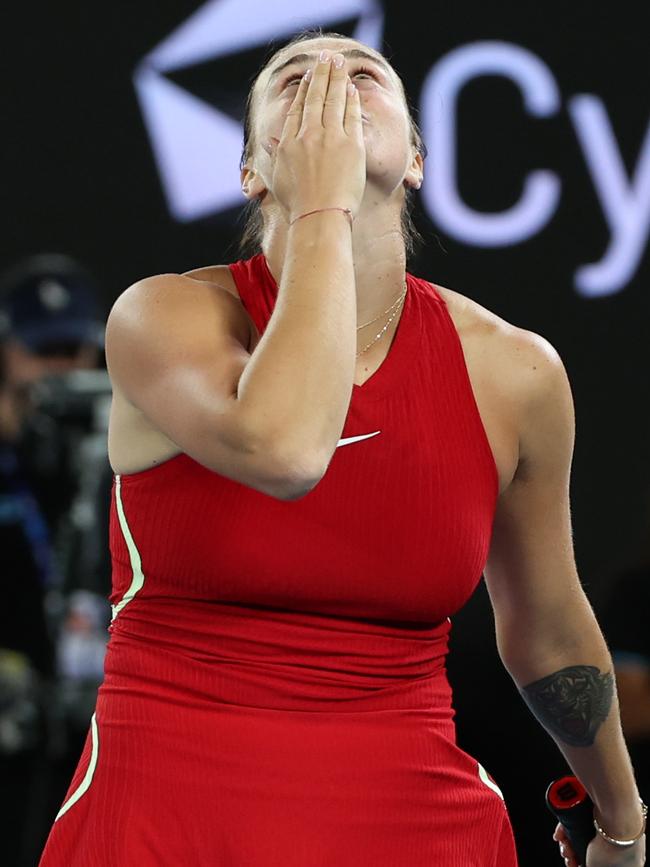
[289,207,354,228]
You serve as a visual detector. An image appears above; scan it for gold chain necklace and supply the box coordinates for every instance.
[356,281,407,358]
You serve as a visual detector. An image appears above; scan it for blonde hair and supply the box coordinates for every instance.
[237,29,427,263]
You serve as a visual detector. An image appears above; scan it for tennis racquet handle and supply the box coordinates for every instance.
[546,776,597,866]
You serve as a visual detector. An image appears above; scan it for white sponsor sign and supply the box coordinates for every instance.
[420,41,650,297]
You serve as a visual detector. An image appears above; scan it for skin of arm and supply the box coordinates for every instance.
[236,215,357,479]
[483,329,645,839]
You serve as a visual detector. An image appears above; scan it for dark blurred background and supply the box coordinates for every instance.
[1,1,648,864]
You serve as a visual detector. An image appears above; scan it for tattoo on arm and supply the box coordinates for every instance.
[520,665,614,747]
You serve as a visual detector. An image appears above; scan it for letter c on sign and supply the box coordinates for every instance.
[420,41,562,246]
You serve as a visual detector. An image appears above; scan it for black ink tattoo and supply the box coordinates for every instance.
[520,665,614,747]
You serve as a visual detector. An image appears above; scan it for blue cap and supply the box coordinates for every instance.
[0,254,105,352]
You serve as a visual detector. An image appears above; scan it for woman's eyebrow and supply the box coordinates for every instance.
[266,48,392,87]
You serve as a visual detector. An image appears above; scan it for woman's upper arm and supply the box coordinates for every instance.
[483,329,589,655]
[104,273,303,499]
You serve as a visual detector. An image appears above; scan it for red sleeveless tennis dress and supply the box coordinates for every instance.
[39,254,519,866]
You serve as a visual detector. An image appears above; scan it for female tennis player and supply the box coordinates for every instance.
[39,30,645,867]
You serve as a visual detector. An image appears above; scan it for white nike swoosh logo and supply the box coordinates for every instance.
[337,431,381,448]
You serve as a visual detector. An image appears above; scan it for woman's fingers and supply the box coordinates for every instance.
[280,72,310,141]
[300,50,334,132]
[321,53,349,128]
[553,824,578,866]
[553,823,566,843]
[283,50,358,138]
[343,79,362,137]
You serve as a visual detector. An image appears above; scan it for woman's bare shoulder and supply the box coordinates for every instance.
[434,280,563,392]
[182,264,241,299]
[433,280,509,334]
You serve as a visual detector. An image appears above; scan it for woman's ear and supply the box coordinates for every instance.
[404,151,424,191]
[240,164,267,200]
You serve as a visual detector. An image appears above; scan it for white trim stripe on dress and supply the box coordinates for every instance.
[477,761,505,800]
[110,474,146,622]
[55,713,100,821]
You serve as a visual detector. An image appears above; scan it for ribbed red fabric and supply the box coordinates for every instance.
[39,254,518,866]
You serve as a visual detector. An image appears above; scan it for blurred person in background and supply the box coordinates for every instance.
[0,332,56,867]
[0,253,110,866]
[0,254,105,535]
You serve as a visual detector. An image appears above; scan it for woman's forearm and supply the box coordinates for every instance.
[500,611,645,839]
[236,214,356,481]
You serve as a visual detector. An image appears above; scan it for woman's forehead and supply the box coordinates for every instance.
[257,36,396,93]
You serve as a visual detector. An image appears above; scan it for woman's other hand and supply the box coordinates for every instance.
[553,821,646,866]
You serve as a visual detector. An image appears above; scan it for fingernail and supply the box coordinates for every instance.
[333,53,345,68]
[304,68,312,82]
[319,49,331,62]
